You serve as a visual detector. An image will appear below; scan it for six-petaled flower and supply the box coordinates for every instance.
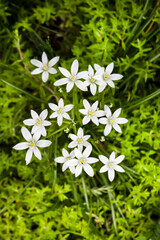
[55,148,75,174]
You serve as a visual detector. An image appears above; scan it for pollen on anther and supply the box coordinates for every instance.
[91,77,95,82]
[30,142,35,147]
[89,111,93,115]
[59,109,63,114]
[110,163,113,167]
[81,159,85,164]
[37,120,41,124]
[78,138,82,143]
[105,74,108,79]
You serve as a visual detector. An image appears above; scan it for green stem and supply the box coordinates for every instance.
[52,134,58,187]
[81,176,89,210]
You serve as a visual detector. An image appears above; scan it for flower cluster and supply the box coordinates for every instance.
[13,52,128,182]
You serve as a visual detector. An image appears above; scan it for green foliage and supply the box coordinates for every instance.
[0,0,160,239]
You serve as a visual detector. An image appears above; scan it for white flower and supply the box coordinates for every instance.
[68,127,91,151]
[31,52,59,82]
[55,149,75,174]
[67,145,99,177]
[83,65,103,95]
[94,63,123,92]
[23,109,51,137]
[49,98,73,126]
[99,105,128,136]
[13,127,52,165]
[79,99,105,126]
[54,59,88,92]
[99,152,125,182]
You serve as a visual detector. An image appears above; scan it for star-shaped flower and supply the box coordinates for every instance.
[23,109,51,137]
[55,149,75,174]
[94,63,123,92]
[83,65,103,95]
[99,152,125,182]
[68,127,91,152]
[99,105,128,136]
[13,127,52,165]
[49,98,73,126]
[79,99,105,126]
[31,52,59,82]
[54,59,88,92]
[67,145,99,177]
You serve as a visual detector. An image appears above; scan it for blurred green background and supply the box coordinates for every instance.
[0,0,160,239]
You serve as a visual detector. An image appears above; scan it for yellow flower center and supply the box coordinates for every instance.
[59,109,63,114]
[81,159,85,164]
[109,163,113,167]
[30,142,35,147]
[78,138,82,143]
[43,65,48,70]
[105,74,108,79]
[37,120,41,125]
[89,111,93,115]
[110,118,114,123]
[91,77,95,82]
[71,76,75,80]
[66,157,71,161]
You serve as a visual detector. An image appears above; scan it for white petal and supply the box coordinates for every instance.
[105,62,114,74]
[77,71,88,79]
[99,84,106,92]
[108,169,115,182]
[67,159,79,166]
[25,149,33,165]
[75,164,83,177]
[75,80,87,91]
[87,157,99,164]
[62,148,69,158]
[71,59,79,75]
[114,165,125,172]
[82,116,90,125]
[42,71,49,82]
[113,108,121,118]
[78,144,83,152]
[31,125,39,134]
[99,165,109,173]
[54,78,69,86]
[92,101,98,111]
[23,119,35,126]
[83,99,90,109]
[43,120,51,126]
[66,82,74,92]
[33,131,41,141]
[83,135,90,141]
[21,127,32,142]
[99,155,109,164]
[104,105,112,118]
[77,127,83,137]
[90,84,97,95]
[69,166,75,174]
[99,117,108,124]
[83,145,92,158]
[48,103,58,111]
[36,140,52,148]
[75,148,82,159]
[64,104,73,112]
[48,56,60,67]
[48,68,57,74]
[42,52,48,65]
[41,126,47,136]
[49,112,58,118]
[59,67,70,78]
[69,134,77,141]
[96,110,105,117]
[31,110,39,120]
[113,123,122,133]
[40,109,48,120]
[63,112,71,120]
[116,118,128,124]
[33,147,41,160]
[91,116,99,126]
[104,124,112,136]
[110,152,115,161]
[110,74,123,80]
[114,155,125,164]
[79,109,87,115]
[107,80,115,88]
[94,63,101,71]
[55,157,65,163]
[30,59,43,68]
[58,98,64,108]
[88,65,94,76]
[83,164,94,177]
[13,142,29,150]
[68,141,78,148]
[62,162,68,172]
[31,68,43,75]
[57,115,63,126]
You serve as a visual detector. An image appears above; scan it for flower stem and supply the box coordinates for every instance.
[81,176,89,210]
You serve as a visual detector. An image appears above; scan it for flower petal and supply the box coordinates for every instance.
[108,169,115,182]
[55,157,65,163]
[25,149,33,165]
[99,117,108,124]
[69,134,77,141]
[82,116,90,125]
[77,127,83,137]
[110,74,123,80]
[66,82,74,92]
[75,80,87,91]
[62,148,69,158]
[104,105,112,118]
[69,166,75,174]
[87,157,99,164]
[104,124,112,136]
[92,101,98,111]
[31,110,39,120]
[68,141,78,148]
[91,116,99,126]
[48,103,58,111]
[79,109,88,115]
[116,118,128,124]
[88,65,94,76]
[59,67,70,78]
[43,120,51,126]
[23,119,35,126]
[83,99,90,109]
[71,59,79,75]
[63,112,71,120]
[58,98,64,108]
[77,71,88,79]
[40,109,48,120]
[75,148,82,159]
[54,78,69,86]
[105,62,114,74]
[64,104,73,112]
[48,68,57,74]
[114,155,125,164]
[57,115,63,126]
[13,142,29,150]
[41,126,47,136]
[21,127,32,142]
[42,71,49,82]
[99,84,106,92]
[48,56,60,67]
[113,108,121,118]
[114,165,125,172]
[90,84,97,95]
[83,145,92,158]
[107,80,115,88]
[33,147,41,160]
[96,110,105,117]
[83,164,94,177]
[30,59,43,68]
[36,140,52,148]
[113,123,122,133]
[99,155,109,164]
[110,152,115,161]
[49,112,58,118]
[99,165,109,173]
[75,164,83,177]
[31,68,43,75]
[42,52,48,65]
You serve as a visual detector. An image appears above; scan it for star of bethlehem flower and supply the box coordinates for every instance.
[54,59,88,92]
[67,145,99,177]
[94,62,123,92]
[99,105,128,136]
[31,52,59,82]
[23,109,51,137]
[79,99,105,126]
[13,127,52,165]
[99,152,125,182]
[49,98,73,126]
[83,65,104,95]
[68,127,91,152]
[55,148,75,174]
